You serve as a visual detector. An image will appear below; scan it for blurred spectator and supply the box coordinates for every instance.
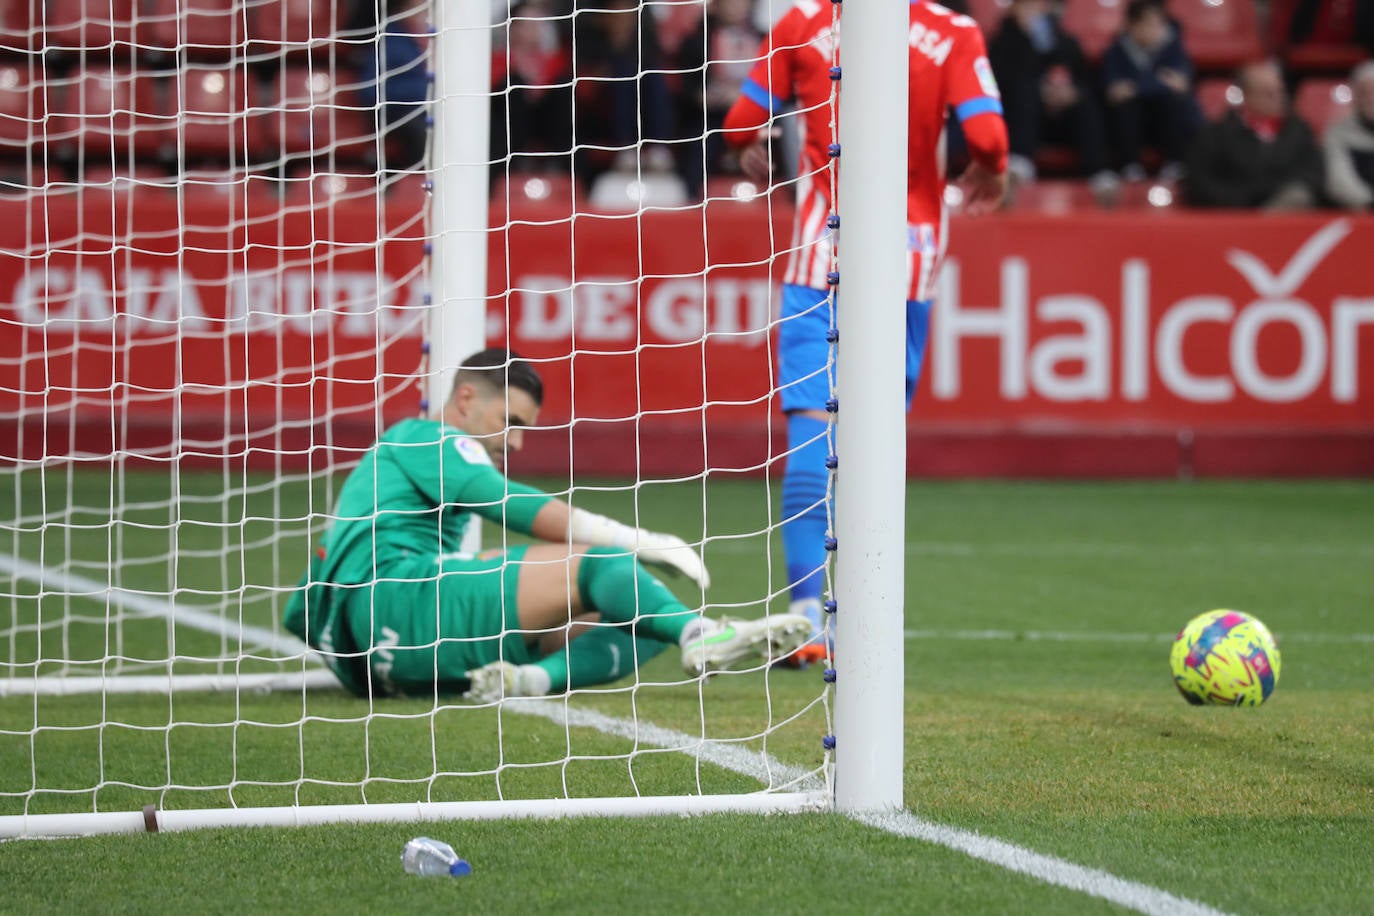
[987,0,1116,203]
[1101,0,1200,181]
[1323,60,1374,209]
[491,0,574,174]
[359,0,430,171]
[572,0,687,198]
[1185,59,1324,209]
[1273,0,1374,57]
[678,0,766,183]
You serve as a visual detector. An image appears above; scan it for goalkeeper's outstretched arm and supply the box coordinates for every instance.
[527,499,711,591]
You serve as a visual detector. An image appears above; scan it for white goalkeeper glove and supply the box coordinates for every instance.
[568,508,711,590]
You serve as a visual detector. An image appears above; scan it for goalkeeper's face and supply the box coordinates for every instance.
[449,383,540,471]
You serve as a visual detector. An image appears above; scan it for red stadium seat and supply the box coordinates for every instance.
[1269,0,1369,74]
[1059,0,1125,61]
[141,0,247,60]
[0,64,47,152]
[175,167,281,207]
[1007,179,1099,214]
[1116,178,1180,210]
[493,172,580,203]
[1194,76,1240,123]
[48,67,167,159]
[282,165,380,206]
[1284,44,1368,75]
[0,2,39,53]
[166,66,263,159]
[1166,0,1262,72]
[265,67,376,161]
[43,0,137,54]
[1294,78,1355,136]
[0,160,69,196]
[248,0,349,51]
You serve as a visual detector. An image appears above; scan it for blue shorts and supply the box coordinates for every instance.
[777,283,931,413]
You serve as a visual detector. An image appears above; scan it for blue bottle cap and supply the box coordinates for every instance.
[449,859,473,877]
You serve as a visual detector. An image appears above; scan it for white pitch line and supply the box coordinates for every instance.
[904,628,1374,645]
[710,539,1374,558]
[854,811,1233,916]
[0,555,1237,914]
[0,554,311,659]
[505,698,824,793]
[508,696,1233,916]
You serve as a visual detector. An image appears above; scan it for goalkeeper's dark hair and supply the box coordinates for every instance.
[453,348,544,407]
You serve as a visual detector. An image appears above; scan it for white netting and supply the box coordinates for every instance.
[0,0,830,832]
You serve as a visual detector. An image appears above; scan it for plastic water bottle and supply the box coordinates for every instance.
[401,837,472,877]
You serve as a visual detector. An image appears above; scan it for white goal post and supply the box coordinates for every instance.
[0,0,904,837]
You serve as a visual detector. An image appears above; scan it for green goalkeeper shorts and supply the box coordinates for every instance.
[340,545,537,697]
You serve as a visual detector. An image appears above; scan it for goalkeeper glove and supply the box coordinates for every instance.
[568,508,711,590]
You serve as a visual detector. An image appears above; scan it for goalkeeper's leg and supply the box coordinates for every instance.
[466,545,811,698]
[534,624,670,692]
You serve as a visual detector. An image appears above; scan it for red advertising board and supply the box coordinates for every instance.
[1,189,1371,476]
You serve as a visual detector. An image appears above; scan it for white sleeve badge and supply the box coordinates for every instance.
[452,436,493,467]
[973,56,1001,99]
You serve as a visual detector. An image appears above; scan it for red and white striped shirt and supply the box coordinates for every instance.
[725,0,1007,301]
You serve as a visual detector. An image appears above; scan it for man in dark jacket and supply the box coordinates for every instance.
[1185,59,1324,209]
[1101,0,1201,180]
[988,0,1115,201]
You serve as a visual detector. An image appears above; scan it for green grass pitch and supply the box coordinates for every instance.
[2,471,1372,914]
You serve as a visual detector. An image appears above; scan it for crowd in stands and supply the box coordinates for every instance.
[1,0,1372,212]
[481,0,1374,211]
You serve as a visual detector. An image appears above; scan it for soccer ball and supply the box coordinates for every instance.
[1170,609,1281,706]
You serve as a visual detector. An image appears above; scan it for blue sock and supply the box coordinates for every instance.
[781,413,830,630]
[905,299,932,406]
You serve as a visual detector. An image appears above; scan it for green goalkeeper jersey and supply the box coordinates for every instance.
[282,417,551,691]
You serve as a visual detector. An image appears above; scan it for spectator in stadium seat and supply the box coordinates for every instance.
[283,348,812,700]
[490,0,575,174]
[987,0,1117,204]
[677,0,766,182]
[1101,0,1201,181]
[572,0,688,196]
[358,0,429,171]
[1185,59,1324,209]
[1324,60,1374,210]
[1274,0,1374,59]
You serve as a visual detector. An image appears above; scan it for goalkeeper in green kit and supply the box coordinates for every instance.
[284,348,810,701]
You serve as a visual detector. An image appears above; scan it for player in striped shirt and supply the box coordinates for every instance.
[724,0,1009,661]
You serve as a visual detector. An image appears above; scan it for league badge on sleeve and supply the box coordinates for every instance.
[453,436,493,466]
[973,56,1000,98]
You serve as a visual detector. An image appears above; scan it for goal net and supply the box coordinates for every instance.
[0,0,842,836]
